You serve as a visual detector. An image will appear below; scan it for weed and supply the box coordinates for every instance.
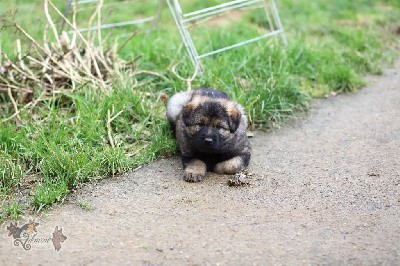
[1,201,23,221]
[77,199,92,211]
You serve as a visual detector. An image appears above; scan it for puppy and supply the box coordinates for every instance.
[167,88,251,182]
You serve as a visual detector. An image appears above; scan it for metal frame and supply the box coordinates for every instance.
[166,0,287,70]
[64,0,163,33]
[64,0,287,71]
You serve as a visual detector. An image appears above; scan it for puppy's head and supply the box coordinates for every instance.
[181,97,241,153]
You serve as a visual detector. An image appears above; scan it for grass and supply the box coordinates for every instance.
[0,0,399,221]
[2,201,23,221]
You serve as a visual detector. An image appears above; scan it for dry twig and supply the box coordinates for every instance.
[0,0,162,127]
[171,61,200,91]
[107,109,124,148]
[7,87,21,124]
[0,0,158,125]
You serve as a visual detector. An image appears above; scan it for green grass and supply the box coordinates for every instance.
[1,201,23,221]
[0,0,399,220]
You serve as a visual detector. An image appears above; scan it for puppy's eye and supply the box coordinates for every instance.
[190,125,201,130]
[216,125,227,130]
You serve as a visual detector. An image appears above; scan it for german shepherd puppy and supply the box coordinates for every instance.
[167,88,251,182]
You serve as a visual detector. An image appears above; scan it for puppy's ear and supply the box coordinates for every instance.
[181,102,195,126]
[227,105,241,133]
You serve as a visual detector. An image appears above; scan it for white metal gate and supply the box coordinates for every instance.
[65,0,287,70]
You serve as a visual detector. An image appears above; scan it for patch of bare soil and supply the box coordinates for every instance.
[190,10,244,27]
[1,61,400,265]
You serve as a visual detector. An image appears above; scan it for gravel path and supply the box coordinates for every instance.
[1,61,399,265]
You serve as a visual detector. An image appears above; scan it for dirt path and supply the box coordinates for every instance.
[1,61,400,265]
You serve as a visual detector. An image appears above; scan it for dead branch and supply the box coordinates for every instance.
[0,0,161,127]
[6,87,21,124]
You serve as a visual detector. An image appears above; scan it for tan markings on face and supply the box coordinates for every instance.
[185,125,201,136]
[183,96,207,116]
[190,96,207,109]
[184,97,235,136]
[218,128,232,139]
[198,116,210,125]
[225,102,239,119]
[209,118,229,129]
[183,102,195,113]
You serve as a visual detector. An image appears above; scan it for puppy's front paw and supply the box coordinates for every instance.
[214,155,247,175]
[183,171,204,182]
[183,159,206,183]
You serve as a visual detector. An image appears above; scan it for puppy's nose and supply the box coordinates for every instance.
[204,137,213,145]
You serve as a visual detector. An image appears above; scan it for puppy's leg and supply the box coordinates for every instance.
[182,158,207,182]
[214,153,250,175]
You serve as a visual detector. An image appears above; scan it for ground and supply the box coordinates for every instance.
[0,61,399,265]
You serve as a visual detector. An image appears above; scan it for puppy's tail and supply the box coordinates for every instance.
[166,90,191,128]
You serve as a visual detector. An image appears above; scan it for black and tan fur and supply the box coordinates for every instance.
[167,88,251,182]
